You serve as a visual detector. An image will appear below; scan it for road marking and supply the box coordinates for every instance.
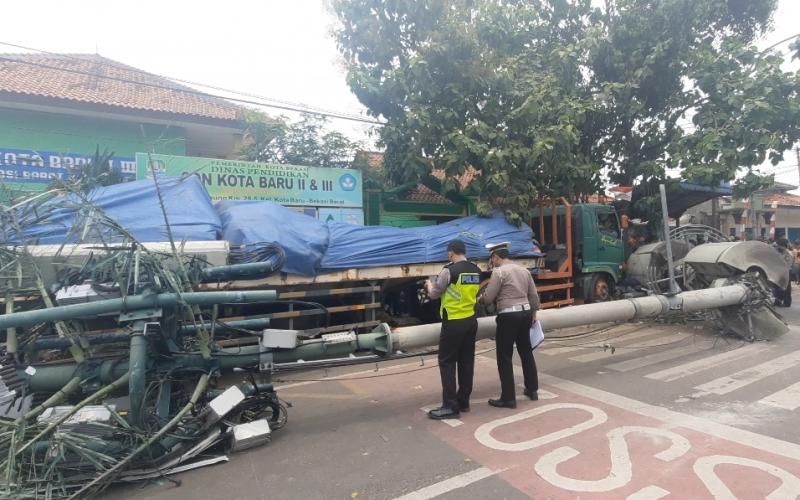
[644,344,764,382]
[392,467,500,500]
[568,333,687,364]
[517,385,559,400]
[475,403,608,452]
[607,343,707,373]
[760,381,800,410]
[420,405,463,427]
[626,485,670,500]
[693,455,800,499]
[693,350,800,396]
[540,345,588,356]
[541,373,800,461]
[533,426,689,493]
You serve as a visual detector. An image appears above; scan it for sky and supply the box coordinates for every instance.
[0,0,798,185]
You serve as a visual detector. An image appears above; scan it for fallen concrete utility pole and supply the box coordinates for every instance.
[392,283,762,351]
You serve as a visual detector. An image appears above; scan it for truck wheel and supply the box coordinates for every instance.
[587,273,612,303]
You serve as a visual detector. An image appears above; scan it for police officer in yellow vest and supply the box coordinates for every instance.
[425,240,481,420]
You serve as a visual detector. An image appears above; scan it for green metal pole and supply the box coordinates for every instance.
[5,289,17,355]
[21,331,392,392]
[128,331,147,428]
[0,290,277,330]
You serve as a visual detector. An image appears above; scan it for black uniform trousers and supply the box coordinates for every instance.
[495,310,538,402]
[438,316,478,410]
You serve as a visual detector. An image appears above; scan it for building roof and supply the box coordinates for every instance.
[764,193,800,208]
[356,151,481,189]
[431,166,480,189]
[0,53,241,122]
[400,184,456,205]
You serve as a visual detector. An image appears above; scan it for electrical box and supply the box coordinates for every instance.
[208,386,246,420]
[231,418,271,451]
[262,329,299,349]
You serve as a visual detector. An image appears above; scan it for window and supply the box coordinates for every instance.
[597,212,620,239]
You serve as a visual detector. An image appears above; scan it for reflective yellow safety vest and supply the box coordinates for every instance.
[440,260,482,320]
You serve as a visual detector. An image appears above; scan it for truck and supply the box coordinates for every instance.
[200,198,627,334]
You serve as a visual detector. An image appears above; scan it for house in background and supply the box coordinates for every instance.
[0,53,244,194]
[716,182,800,241]
[356,151,479,227]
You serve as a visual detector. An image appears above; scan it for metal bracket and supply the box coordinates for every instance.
[259,346,274,373]
[119,308,163,323]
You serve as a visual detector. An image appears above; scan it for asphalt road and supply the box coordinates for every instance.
[115,295,800,500]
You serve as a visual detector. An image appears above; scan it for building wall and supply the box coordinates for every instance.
[721,208,800,240]
[0,107,186,157]
[0,107,188,194]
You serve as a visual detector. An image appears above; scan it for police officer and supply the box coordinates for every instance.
[480,242,540,408]
[425,239,481,420]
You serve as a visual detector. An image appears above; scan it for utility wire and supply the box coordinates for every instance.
[0,41,375,123]
[0,47,383,126]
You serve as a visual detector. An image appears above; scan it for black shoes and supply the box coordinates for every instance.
[458,403,471,413]
[428,407,460,420]
[488,398,517,409]
[523,389,538,401]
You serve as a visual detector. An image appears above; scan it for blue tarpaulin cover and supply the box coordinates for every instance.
[217,200,330,276]
[218,200,542,276]
[10,176,221,244]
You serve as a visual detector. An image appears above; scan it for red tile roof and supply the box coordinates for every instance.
[401,185,456,205]
[355,152,480,189]
[764,193,800,208]
[0,53,241,121]
[431,166,480,189]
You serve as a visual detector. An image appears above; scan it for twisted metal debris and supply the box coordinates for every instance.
[0,177,288,499]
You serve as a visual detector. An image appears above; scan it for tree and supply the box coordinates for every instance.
[332,0,799,219]
[239,111,362,169]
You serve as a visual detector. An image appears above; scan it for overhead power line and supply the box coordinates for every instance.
[0,41,384,126]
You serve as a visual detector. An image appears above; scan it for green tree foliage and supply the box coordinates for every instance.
[239,111,362,169]
[332,0,799,218]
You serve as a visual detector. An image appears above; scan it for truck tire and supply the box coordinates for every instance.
[586,273,613,303]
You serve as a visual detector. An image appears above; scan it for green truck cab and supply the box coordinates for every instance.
[572,204,625,302]
[532,202,625,305]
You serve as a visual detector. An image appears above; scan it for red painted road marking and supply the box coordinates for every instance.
[341,357,800,499]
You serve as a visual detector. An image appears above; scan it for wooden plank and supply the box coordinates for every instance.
[202,258,545,289]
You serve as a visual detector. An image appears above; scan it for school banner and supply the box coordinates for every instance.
[136,153,362,207]
[0,147,136,186]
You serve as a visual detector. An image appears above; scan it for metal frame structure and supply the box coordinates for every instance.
[532,197,575,309]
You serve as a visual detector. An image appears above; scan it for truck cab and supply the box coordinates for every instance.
[572,204,625,302]
[531,201,625,306]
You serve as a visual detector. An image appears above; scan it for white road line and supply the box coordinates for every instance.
[607,343,706,373]
[645,344,764,382]
[541,373,800,461]
[419,405,464,427]
[568,333,686,364]
[516,385,559,400]
[540,345,589,356]
[626,485,670,500]
[694,350,800,396]
[393,467,500,500]
[760,381,800,410]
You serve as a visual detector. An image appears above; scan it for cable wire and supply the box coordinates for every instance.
[0,52,383,125]
[0,41,377,123]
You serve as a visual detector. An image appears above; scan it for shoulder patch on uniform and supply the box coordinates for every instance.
[460,274,481,284]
